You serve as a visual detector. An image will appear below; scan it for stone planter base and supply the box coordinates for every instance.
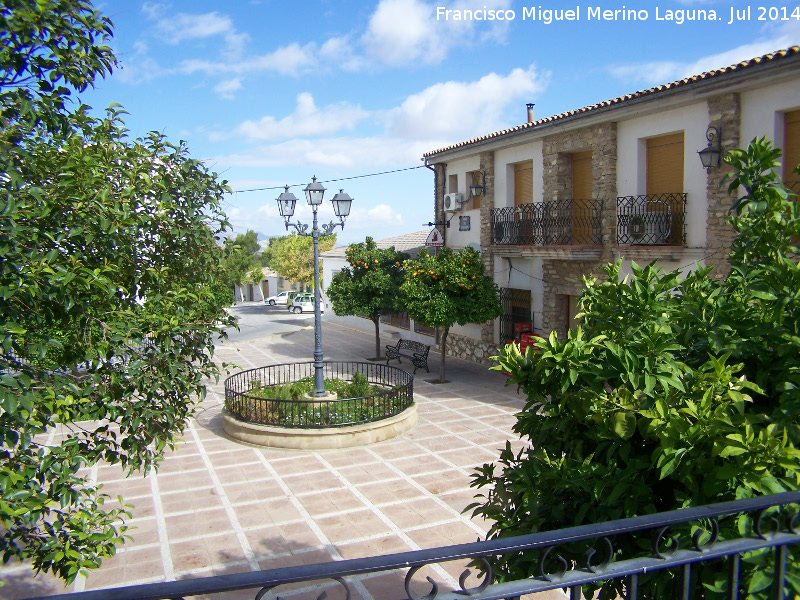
[222,405,418,450]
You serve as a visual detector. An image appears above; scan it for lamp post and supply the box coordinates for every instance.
[277,177,352,397]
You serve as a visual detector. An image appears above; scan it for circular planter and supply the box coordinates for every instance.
[223,361,416,449]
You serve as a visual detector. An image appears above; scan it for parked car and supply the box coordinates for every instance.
[265,290,298,306]
[289,294,324,314]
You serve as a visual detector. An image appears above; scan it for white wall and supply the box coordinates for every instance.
[740,77,800,152]
[617,103,709,247]
[445,208,481,248]
[443,156,482,249]
[494,141,544,208]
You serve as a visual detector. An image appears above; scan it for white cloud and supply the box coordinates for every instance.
[130,1,516,90]
[236,93,369,141]
[362,0,442,65]
[361,0,513,66]
[246,43,318,76]
[387,65,547,139]
[214,77,242,100]
[348,204,405,228]
[145,7,249,59]
[319,36,368,72]
[215,136,432,170]
[180,42,317,77]
[608,23,800,86]
[115,40,169,85]
[216,65,546,170]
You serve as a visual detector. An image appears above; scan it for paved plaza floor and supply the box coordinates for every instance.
[1,321,561,600]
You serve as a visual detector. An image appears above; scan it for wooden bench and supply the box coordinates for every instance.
[385,339,430,374]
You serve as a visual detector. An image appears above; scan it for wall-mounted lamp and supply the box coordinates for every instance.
[469,172,486,198]
[698,126,722,170]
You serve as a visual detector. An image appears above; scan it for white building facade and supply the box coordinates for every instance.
[423,46,800,363]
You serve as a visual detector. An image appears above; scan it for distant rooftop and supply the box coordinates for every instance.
[322,230,432,260]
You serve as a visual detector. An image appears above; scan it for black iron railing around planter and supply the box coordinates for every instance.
[617,193,687,245]
[224,361,413,428]
[490,199,603,246]
[33,491,800,600]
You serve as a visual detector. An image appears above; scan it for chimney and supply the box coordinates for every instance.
[526,103,535,123]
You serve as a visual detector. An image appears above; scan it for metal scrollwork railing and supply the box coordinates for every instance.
[490,199,603,246]
[26,492,800,600]
[617,193,687,245]
[224,361,414,428]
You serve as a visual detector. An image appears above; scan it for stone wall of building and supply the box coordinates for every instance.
[542,122,618,258]
[436,330,502,367]
[478,150,496,345]
[541,259,607,338]
[434,163,447,243]
[704,93,741,279]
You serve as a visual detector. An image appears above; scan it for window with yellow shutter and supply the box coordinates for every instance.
[571,151,593,200]
[647,132,684,195]
[514,161,533,207]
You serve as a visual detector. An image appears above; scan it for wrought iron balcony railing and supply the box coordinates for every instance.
[617,193,687,245]
[29,491,800,600]
[490,199,603,246]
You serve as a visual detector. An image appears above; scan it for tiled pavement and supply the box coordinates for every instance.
[1,321,562,600]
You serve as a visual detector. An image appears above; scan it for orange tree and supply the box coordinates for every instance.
[0,0,233,582]
[401,247,502,382]
[326,237,409,359]
[471,139,800,599]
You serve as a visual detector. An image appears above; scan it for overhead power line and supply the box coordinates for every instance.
[231,165,428,195]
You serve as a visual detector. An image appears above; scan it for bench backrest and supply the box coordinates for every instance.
[398,339,429,354]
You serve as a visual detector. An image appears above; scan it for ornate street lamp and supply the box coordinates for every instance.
[276,178,351,397]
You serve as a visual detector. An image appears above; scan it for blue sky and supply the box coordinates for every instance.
[82,0,799,245]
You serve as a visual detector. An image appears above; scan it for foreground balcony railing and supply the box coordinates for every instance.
[617,193,687,245]
[32,491,800,600]
[490,199,603,246]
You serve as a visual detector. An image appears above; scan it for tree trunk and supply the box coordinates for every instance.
[373,314,381,360]
[439,326,449,383]
[239,285,245,303]
[254,280,264,301]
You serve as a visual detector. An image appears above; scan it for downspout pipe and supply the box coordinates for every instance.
[423,161,446,247]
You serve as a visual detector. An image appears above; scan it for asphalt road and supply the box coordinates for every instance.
[219,301,315,344]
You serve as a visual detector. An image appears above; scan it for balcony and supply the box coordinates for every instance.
[616,193,686,246]
[490,199,603,247]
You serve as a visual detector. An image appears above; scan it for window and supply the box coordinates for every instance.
[414,322,436,337]
[380,312,410,330]
[784,109,800,194]
[647,132,684,194]
[514,161,533,207]
[448,174,458,194]
[467,171,481,210]
[499,288,532,342]
[571,151,593,243]
[571,151,593,199]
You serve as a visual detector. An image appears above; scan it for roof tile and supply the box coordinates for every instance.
[423,45,800,158]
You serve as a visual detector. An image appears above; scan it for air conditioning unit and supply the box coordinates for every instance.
[629,209,672,245]
[443,193,464,212]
